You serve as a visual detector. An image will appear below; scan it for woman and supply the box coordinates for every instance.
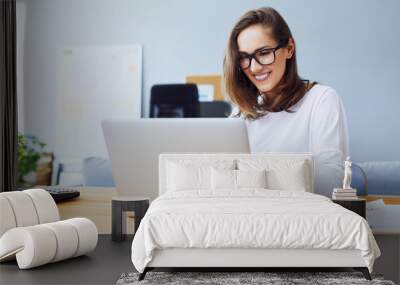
[223,7,349,197]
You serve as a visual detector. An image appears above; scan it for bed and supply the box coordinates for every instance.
[131,153,380,280]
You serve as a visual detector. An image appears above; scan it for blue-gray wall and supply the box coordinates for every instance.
[19,0,400,162]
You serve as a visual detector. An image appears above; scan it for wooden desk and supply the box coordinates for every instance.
[364,195,400,205]
[57,190,399,234]
[57,187,116,234]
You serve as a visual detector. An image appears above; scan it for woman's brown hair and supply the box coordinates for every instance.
[223,7,315,120]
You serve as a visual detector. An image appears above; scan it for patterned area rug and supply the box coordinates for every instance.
[116,271,396,285]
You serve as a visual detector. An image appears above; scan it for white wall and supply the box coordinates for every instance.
[18,0,400,162]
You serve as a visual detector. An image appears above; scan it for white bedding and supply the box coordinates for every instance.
[131,190,380,273]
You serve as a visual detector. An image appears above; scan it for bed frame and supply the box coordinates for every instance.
[137,153,372,281]
[139,248,371,280]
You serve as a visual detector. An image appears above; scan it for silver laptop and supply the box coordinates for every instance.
[102,118,249,200]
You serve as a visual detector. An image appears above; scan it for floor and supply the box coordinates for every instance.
[0,235,134,285]
[1,234,398,285]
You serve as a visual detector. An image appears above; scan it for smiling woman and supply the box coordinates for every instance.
[224,7,313,118]
[223,7,350,197]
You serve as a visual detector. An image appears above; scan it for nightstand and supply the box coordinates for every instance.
[332,198,366,218]
[112,196,150,242]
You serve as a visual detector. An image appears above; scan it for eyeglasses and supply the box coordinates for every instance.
[238,41,287,70]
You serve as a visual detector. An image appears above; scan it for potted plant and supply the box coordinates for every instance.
[17,133,46,188]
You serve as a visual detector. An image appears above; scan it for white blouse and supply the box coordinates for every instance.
[243,84,350,197]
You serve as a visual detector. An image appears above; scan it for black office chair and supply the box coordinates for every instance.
[199,101,232,118]
[150,84,200,118]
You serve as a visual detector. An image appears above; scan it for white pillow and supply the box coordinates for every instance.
[166,159,236,191]
[266,165,306,191]
[211,168,267,190]
[167,162,210,191]
[236,169,267,188]
[211,168,236,190]
[237,159,308,191]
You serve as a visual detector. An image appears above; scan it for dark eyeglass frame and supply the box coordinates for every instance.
[238,41,287,70]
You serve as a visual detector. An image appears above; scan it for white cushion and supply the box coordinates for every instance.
[64,218,98,257]
[211,169,267,190]
[24,189,60,223]
[167,162,210,191]
[159,153,313,194]
[236,169,267,189]
[0,225,57,269]
[1,191,39,227]
[166,160,235,191]
[0,189,98,269]
[267,164,306,191]
[238,159,308,191]
[42,221,79,262]
[0,196,16,237]
[0,218,97,269]
[0,189,59,236]
[211,168,236,190]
